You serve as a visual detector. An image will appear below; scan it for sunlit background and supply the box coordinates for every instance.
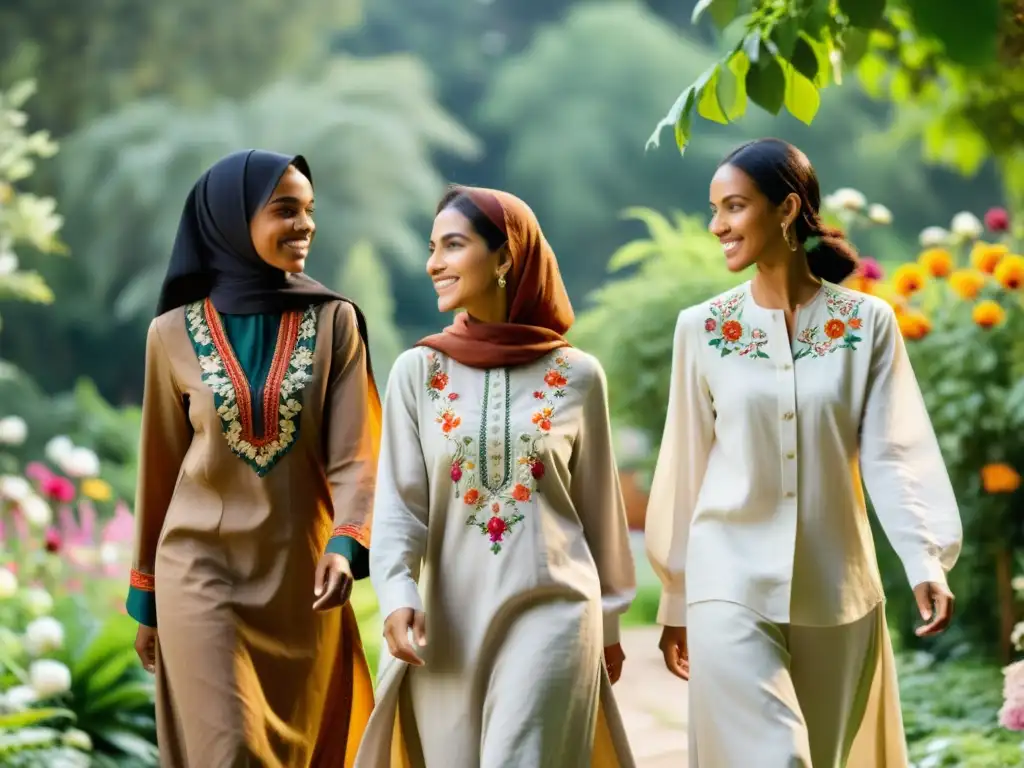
[2,0,1024,765]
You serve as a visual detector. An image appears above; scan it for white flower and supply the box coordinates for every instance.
[0,416,27,445]
[0,474,31,502]
[826,187,867,212]
[950,211,984,240]
[99,541,121,566]
[0,251,17,277]
[1013,575,1024,594]
[4,684,38,710]
[0,567,17,599]
[62,728,93,751]
[29,659,72,698]
[918,226,950,248]
[44,435,75,465]
[21,586,54,617]
[59,446,100,478]
[24,616,65,656]
[1013,621,1024,651]
[19,494,52,528]
[867,203,893,225]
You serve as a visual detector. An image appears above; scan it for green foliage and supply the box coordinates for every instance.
[572,208,740,444]
[649,0,1002,155]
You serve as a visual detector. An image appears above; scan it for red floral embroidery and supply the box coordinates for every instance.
[544,370,568,388]
[721,319,743,342]
[331,523,371,548]
[705,318,717,332]
[824,318,846,339]
[511,484,531,502]
[130,569,155,592]
[704,289,770,359]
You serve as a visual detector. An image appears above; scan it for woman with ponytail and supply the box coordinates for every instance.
[645,138,962,766]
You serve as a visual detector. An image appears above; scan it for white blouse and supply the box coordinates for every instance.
[645,280,962,628]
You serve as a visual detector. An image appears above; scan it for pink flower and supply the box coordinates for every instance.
[999,701,1024,730]
[450,463,463,483]
[448,393,459,401]
[858,257,883,281]
[25,462,54,483]
[40,474,75,503]
[704,318,716,332]
[530,460,545,480]
[985,206,1010,233]
[44,528,62,554]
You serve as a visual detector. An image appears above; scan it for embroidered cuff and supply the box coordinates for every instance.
[602,612,621,646]
[904,557,949,591]
[126,570,157,628]
[657,590,688,628]
[325,532,370,580]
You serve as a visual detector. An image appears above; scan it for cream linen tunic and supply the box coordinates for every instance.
[646,280,963,628]
[357,346,636,768]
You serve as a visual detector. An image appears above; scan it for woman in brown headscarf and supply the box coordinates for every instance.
[354,187,637,767]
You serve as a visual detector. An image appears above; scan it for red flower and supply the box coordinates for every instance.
[429,372,449,391]
[44,528,62,554]
[849,317,863,330]
[41,474,75,503]
[533,391,545,399]
[511,484,531,502]
[704,318,717,332]
[487,516,506,541]
[463,488,480,505]
[985,206,1010,233]
[448,392,459,401]
[530,460,545,479]
[450,463,463,483]
[824,318,846,339]
[721,320,743,342]
[543,370,567,388]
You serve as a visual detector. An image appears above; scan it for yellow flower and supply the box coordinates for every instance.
[891,263,927,296]
[972,299,1006,329]
[896,309,931,340]
[981,463,1021,494]
[844,275,876,294]
[993,254,1024,290]
[948,269,986,300]
[80,478,112,502]
[917,248,953,278]
[970,241,1008,274]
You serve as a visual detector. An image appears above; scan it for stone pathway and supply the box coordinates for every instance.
[617,626,689,766]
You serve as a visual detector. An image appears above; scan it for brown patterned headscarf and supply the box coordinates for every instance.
[415,185,575,369]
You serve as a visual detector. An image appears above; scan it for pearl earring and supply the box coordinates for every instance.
[498,275,507,288]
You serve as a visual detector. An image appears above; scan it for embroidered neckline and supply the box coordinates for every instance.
[186,298,318,476]
[704,287,770,359]
[793,284,866,360]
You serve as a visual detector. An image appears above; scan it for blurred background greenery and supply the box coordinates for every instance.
[2,0,1024,764]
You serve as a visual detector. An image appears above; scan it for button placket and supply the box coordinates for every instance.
[774,309,799,504]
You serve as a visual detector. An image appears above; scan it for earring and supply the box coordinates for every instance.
[782,223,798,252]
[498,274,507,288]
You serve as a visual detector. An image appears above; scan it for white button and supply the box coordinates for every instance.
[783,412,795,421]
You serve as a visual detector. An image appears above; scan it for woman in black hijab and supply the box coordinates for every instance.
[126,150,380,767]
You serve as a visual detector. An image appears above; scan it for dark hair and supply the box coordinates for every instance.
[720,138,858,283]
[437,188,507,252]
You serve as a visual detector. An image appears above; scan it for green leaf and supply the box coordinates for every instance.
[842,28,870,67]
[838,0,885,29]
[691,0,739,29]
[673,88,699,154]
[0,708,75,729]
[791,37,819,82]
[905,0,998,67]
[784,65,821,125]
[856,52,889,98]
[720,53,749,120]
[746,56,786,115]
[770,19,799,59]
[697,70,729,125]
[647,85,696,152]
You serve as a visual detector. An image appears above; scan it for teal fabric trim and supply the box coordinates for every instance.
[325,535,370,581]
[219,312,281,431]
[126,586,157,628]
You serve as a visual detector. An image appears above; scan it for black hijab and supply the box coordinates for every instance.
[156,149,376,373]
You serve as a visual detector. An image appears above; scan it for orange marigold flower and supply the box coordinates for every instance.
[721,319,743,342]
[972,299,1006,329]
[970,242,1008,274]
[891,263,927,296]
[948,269,986,300]
[981,463,1021,494]
[993,254,1024,290]
[824,318,846,339]
[896,309,931,340]
[511,484,531,502]
[463,488,480,505]
[844,275,875,294]
[918,248,954,278]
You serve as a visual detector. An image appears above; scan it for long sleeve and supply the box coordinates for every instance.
[569,360,636,647]
[644,309,715,627]
[860,305,962,590]
[126,318,192,628]
[323,302,381,580]
[369,350,430,621]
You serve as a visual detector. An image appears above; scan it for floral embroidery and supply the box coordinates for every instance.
[186,299,317,476]
[130,569,154,591]
[331,523,370,549]
[427,352,569,554]
[793,285,866,360]
[704,289,770,359]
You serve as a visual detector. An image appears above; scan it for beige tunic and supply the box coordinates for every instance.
[645,281,963,765]
[130,300,377,768]
[356,347,637,768]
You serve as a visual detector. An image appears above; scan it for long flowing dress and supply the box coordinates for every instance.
[126,298,377,768]
[645,280,963,767]
[355,346,637,768]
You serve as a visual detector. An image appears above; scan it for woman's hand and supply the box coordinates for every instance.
[135,625,158,674]
[383,607,427,666]
[312,553,354,611]
[658,625,689,680]
[604,642,625,684]
[913,581,955,637]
